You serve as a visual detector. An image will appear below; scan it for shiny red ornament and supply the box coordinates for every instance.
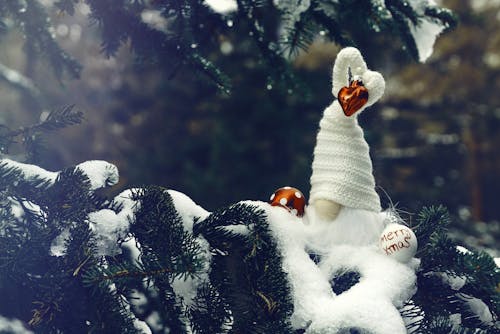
[269,186,306,217]
[338,80,369,117]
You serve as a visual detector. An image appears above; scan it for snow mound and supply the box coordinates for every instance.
[75,160,119,190]
[51,188,139,257]
[204,0,237,14]
[88,189,139,256]
[408,0,448,62]
[1,158,58,184]
[167,190,213,314]
[0,159,119,190]
[0,315,33,334]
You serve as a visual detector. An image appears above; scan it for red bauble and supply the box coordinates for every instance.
[338,80,369,116]
[269,186,306,217]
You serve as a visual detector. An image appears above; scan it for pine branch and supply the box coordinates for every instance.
[385,0,419,26]
[36,105,84,132]
[0,105,83,159]
[195,202,294,333]
[385,0,420,60]
[424,6,457,32]
[0,62,40,98]
[280,13,317,58]
[311,5,352,46]
[129,186,209,333]
[187,282,232,334]
[407,206,499,333]
[61,223,139,334]
[82,259,169,285]
[4,0,81,79]
[414,205,451,258]
[54,0,80,16]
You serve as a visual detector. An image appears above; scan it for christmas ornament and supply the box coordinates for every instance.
[379,224,418,263]
[337,80,369,117]
[269,186,306,217]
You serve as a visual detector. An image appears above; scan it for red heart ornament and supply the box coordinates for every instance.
[337,80,369,117]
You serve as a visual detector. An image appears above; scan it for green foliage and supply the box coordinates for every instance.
[404,206,499,333]
[127,186,207,333]
[0,0,81,79]
[413,205,451,258]
[0,105,83,163]
[1,153,498,333]
[0,161,138,333]
[0,0,456,92]
[195,202,295,333]
[330,269,361,295]
[187,282,231,334]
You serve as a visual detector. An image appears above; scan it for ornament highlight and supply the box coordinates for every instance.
[337,80,369,116]
[269,186,306,217]
[379,224,418,263]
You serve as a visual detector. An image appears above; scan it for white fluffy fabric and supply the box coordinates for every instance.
[310,47,385,212]
[257,201,418,333]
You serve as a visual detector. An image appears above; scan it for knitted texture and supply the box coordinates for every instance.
[310,47,385,212]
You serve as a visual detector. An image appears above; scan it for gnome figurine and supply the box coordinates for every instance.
[310,47,385,221]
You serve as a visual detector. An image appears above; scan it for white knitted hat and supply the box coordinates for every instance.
[310,47,385,212]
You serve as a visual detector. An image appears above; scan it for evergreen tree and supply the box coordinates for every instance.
[0,1,498,334]
[0,156,498,333]
[0,0,456,93]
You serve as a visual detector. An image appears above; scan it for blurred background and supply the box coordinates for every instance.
[0,0,498,255]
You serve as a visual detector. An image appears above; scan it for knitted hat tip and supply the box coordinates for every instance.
[310,47,384,213]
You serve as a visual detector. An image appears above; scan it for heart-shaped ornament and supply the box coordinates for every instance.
[337,80,369,117]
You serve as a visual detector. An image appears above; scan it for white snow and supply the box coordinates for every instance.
[204,0,237,14]
[0,159,57,184]
[107,274,152,334]
[145,311,164,332]
[50,189,140,257]
[167,190,212,311]
[216,224,251,236]
[50,227,71,257]
[0,158,129,257]
[75,160,119,190]
[401,301,424,334]
[247,200,419,333]
[275,0,312,57]
[449,313,462,330]
[167,190,210,231]
[274,0,311,14]
[459,295,494,325]
[141,10,168,31]
[0,159,119,190]
[6,198,45,224]
[88,189,140,256]
[9,198,24,220]
[0,315,33,334]
[440,272,467,291]
[121,237,143,266]
[129,289,149,315]
[408,0,447,62]
[456,245,472,254]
